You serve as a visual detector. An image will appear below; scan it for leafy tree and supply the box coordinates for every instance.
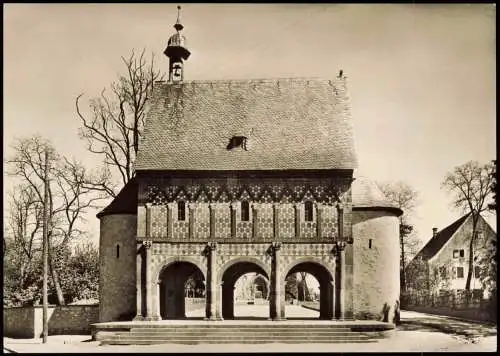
[442,160,495,299]
[76,49,164,197]
[378,181,421,292]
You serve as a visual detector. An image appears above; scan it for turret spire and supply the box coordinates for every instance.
[164,5,191,83]
[174,5,184,32]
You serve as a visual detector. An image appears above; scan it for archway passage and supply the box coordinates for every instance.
[158,262,205,319]
[221,262,269,320]
[284,262,334,320]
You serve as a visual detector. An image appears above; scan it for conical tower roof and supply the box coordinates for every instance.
[351,176,403,216]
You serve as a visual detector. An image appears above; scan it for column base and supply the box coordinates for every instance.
[143,316,162,321]
[133,315,144,321]
[204,317,224,321]
[268,317,287,321]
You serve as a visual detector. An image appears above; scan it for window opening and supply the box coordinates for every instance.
[116,245,120,259]
[304,201,314,222]
[369,239,372,249]
[178,201,186,221]
[241,201,250,221]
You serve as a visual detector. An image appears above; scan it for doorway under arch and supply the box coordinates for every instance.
[158,261,205,319]
[284,261,334,320]
[221,261,270,319]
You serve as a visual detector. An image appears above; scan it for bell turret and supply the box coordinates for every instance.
[164,6,191,83]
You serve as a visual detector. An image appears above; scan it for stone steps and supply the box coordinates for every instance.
[98,324,389,345]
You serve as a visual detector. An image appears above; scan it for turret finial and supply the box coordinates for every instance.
[174,5,184,31]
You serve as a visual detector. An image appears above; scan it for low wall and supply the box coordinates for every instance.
[403,305,495,324]
[185,297,205,312]
[4,305,99,338]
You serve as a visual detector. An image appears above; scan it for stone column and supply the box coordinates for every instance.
[205,242,220,320]
[143,240,160,321]
[336,240,346,320]
[268,242,284,320]
[133,243,143,321]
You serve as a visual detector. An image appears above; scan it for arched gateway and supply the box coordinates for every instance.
[96,8,403,326]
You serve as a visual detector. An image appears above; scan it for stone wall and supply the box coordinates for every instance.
[352,209,400,321]
[3,305,99,338]
[99,214,137,322]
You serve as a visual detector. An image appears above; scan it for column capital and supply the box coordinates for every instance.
[143,240,153,249]
[145,202,153,208]
[207,241,218,251]
[331,240,346,256]
[267,242,282,256]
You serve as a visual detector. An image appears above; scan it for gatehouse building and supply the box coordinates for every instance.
[97,8,403,325]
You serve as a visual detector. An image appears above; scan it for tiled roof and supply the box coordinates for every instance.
[413,213,471,261]
[96,178,138,219]
[135,78,358,171]
[351,176,403,216]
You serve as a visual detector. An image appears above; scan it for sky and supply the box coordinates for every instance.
[3,3,497,253]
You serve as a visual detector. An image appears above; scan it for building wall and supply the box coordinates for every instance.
[352,209,400,321]
[136,175,353,243]
[3,305,99,338]
[428,215,495,293]
[99,214,137,322]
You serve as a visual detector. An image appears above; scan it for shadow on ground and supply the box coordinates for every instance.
[398,315,497,343]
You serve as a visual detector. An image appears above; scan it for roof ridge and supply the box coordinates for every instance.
[155,77,345,85]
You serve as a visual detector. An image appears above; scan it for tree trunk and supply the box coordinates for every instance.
[48,240,65,306]
[465,215,478,306]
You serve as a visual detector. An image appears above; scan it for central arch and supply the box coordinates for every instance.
[158,261,205,319]
[283,260,334,320]
[220,261,270,319]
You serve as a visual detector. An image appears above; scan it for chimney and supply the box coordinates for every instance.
[432,227,438,237]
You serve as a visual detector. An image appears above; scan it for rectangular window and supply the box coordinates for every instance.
[439,266,447,279]
[178,201,186,221]
[456,267,464,279]
[453,250,459,258]
[453,249,465,258]
[459,249,465,258]
[304,201,314,222]
[241,201,250,221]
[474,266,481,278]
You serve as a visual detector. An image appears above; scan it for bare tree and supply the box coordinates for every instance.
[378,181,421,292]
[6,135,107,305]
[5,184,43,290]
[441,160,495,297]
[76,49,164,197]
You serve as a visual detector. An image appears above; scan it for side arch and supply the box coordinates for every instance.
[153,256,207,284]
[280,256,334,285]
[217,256,271,283]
